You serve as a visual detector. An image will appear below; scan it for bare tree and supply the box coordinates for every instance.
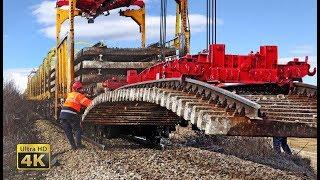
[3,80,43,179]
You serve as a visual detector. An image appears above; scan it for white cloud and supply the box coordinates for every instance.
[3,68,36,93]
[289,45,314,55]
[279,56,317,85]
[31,1,222,42]
[31,0,56,25]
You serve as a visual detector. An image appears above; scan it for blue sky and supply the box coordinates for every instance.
[3,0,317,91]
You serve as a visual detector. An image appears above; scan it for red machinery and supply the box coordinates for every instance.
[103,77,127,90]
[56,0,316,89]
[126,44,316,86]
[57,0,144,17]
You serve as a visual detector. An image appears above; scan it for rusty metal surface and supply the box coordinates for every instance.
[75,46,176,63]
[226,117,317,137]
[84,101,181,125]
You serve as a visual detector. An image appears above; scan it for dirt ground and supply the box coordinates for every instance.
[288,138,317,172]
[4,118,317,180]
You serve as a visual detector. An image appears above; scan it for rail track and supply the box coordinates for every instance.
[82,78,317,141]
[35,78,317,149]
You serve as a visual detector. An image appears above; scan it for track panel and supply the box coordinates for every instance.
[82,78,317,137]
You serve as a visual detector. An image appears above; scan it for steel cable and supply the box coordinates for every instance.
[211,0,214,44]
[159,0,167,60]
[208,0,211,45]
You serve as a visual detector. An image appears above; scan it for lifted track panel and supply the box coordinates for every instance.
[82,78,317,137]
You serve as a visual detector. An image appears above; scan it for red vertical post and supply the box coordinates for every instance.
[127,70,138,83]
[209,44,225,67]
[260,46,278,69]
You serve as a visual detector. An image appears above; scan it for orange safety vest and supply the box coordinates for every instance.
[63,92,92,112]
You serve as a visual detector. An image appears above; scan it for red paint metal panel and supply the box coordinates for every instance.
[261,46,278,69]
[209,44,225,67]
[102,77,127,90]
[122,44,316,89]
[127,70,138,84]
[56,0,145,17]
[57,0,69,7]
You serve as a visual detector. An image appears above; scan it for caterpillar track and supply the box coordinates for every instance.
[82,78,317,139]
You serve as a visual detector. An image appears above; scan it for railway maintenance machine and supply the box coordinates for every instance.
[26,0,317,146]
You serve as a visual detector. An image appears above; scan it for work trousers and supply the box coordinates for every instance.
[273,137,292,155]
[60,115,82,148]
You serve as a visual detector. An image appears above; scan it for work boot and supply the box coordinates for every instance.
[77,144,86,149]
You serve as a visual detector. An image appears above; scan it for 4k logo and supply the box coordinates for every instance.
[17,144,50,170]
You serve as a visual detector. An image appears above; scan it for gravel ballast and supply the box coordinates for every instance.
[34,119,315,180]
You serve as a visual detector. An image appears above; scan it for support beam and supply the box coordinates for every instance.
[68,0,76,93]
[174,1,181,49]
[174,0,190,56]
[119,7,146,47]
[55,2,80,119]
[180,0,190,55]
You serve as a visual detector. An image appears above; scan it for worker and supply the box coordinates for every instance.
[59,81,92,150]
[273,137,292,155]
